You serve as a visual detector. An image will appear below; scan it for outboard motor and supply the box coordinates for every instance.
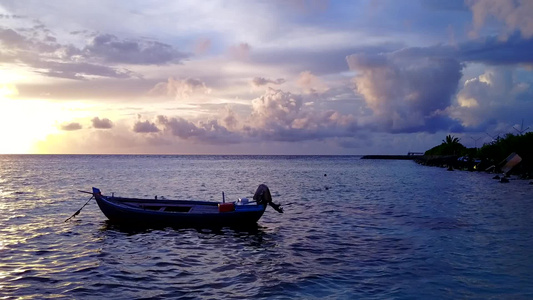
[253,184,283,213]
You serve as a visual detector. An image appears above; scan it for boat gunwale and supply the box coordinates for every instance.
[106,196,220,206]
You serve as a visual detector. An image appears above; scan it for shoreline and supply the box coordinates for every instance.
[362,154,532,180]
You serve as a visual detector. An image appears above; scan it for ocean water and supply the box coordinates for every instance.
[0,155,532,299]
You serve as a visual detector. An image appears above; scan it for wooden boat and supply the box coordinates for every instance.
[88,184,283,227]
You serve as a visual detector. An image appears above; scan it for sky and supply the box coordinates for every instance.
[0,0,532,155]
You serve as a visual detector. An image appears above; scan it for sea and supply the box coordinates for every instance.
[0,155,532,299]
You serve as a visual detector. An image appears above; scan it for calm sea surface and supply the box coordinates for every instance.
[0,155,532,299]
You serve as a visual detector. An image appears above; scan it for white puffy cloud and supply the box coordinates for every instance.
[250,88,304,129]
[247,88,356,141]
[296,71,328,94]
[449,66,533,128]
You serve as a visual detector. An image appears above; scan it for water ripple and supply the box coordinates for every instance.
[1,155,533,299]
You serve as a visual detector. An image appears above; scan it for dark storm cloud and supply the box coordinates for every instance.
[156,115,240,144]
[350,32,533,67]
[91,117,113,129]
[458,33,533,65]
[422,0,468,11]
[0,28,28,46]
[84,33,188,65]
[252,44,404,75]
[0,26,188,80]
[347,48,463,133]
[345,30,533,134]
[60,122,82,131]
[466,0,533,39]
[251,77,285,87]
[133,120,160,133]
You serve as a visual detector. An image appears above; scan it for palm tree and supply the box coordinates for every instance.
[442,135,462,155]
[443,135,460,145]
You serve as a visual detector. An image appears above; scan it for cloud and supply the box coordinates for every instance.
[149,77,211,99]
[221,105,240,130]
[0,28,27,47]
[0,26,133,79]
[458,33,533,66]
[247,88,356,141]
[251,77,285,87]
[229,43,251,60]
[0,26,61,58]
[133,120,160,133]
[341,37,533,134]
[0,14,26,19]
[449,66,533,128]
[91,117,113,129]
[250,88,304,129]
[140,88,360,145]
[296,71,328,94]
[84,33,188,65]
[467,0,533,39]
[283,0,329,13]
[194,38,211,55]
[34,61,134,80]
[346,50,463,133]
[60,122,82,131]
[0,25,187,80]
[157,115,240,144]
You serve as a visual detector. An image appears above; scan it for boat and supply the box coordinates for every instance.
[86,184,283,227]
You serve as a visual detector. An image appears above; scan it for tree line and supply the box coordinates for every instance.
[424,133,533,176]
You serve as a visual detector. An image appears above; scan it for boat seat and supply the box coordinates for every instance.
[189,205,219,214]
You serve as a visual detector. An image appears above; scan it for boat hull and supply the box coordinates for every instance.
[94,195,267,228]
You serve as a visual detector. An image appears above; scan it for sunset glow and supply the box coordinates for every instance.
[0,98,63,154]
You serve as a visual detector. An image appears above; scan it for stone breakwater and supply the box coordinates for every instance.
[361,154,533,179]
[415,155,533,179]
[360,155,422,160]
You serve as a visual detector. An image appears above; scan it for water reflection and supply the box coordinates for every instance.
[98,221,273,249]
